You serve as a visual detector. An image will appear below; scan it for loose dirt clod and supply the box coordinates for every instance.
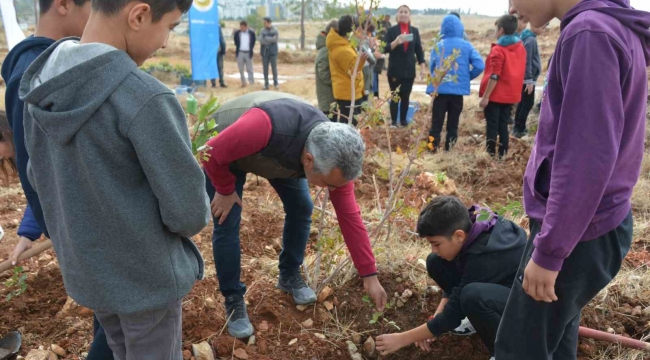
[233,348,249,359]
[50,344,65,357]
[364,336,376,357]
[318,286,334,303]
[183,350,192,360]
[258,320,269,331]
[323,301,334,311]
[302,318,314,328]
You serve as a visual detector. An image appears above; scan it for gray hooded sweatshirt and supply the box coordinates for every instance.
[19,38,211,314]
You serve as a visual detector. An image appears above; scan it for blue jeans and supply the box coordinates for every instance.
[87,314,114,359]
[205,170,313,297]
[373,72,379,94]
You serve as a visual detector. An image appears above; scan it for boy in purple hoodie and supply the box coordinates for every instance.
[495,1,650,359]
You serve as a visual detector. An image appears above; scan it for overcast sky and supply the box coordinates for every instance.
[378,0,650,16]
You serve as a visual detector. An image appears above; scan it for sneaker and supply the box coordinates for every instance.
[220,83,228,88]
[451,318,476,336]
[390,125,398,129]
[224,294,254,338]
[263,85,270,90]
[277,272,317,305]
[489,357,495,360]
[512,129,528,139]
[274,84,279,90]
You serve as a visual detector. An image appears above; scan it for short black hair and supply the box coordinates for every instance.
[496,14,518,35]
[263,17,271,23]
[41,0,90,15]
[240,20,248,26]
[337,14,358,37]
[449,11,461,19]
[91,0,192,22]
[417,196,472,238]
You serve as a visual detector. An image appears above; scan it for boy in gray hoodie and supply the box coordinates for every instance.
[19,0,210,359]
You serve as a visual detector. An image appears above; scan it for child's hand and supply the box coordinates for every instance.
[10,237,33,266]
[415,339,434,352]
[479,97,489,109]
[526,83,535,95]
[523,259,559,302]
[376,333,407,356]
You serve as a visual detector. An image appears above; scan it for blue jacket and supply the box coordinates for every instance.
[18,204,43,240]
[427,15,485,96]
[1,36,53,238]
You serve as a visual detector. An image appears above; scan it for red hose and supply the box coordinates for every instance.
[579,326,650,351]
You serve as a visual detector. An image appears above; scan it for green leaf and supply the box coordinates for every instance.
[362,295,371,303]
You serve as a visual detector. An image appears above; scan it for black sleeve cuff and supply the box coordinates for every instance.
[361,272,378,278]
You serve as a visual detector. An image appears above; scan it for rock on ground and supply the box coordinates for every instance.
[192,342,215,360]
[364,336,376,357]
[233,348,249,359]
[318,286,334,303]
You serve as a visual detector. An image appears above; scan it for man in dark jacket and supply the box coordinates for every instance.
[1,1,114,359]
[234,20,256,87]
[512,24,543,138]
[260,17,279,90]
[376,197,526,358]
[211,26,227,88]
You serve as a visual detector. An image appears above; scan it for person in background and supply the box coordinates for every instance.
[381,14,391,33]
[20,0,210,357]
[316,20,338,118]
[260,17,279,90]
[478,15,525,158]
[234,20,256,87]
[211,25,227,88]
[427,14,484,153]
[512,23,544,138]
[375,197,526,359]
[327,14,368,126]
[496,0,650,358]
[0,1,113,358]
[382,5,426,128]
[361,23,378,98]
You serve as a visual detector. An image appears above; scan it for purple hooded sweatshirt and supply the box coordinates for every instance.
[524,0,650,271]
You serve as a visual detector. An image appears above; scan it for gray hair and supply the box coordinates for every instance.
[325,19,339,34]
[305,122,365,180]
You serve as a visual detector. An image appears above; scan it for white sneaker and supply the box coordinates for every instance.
[489,357,495,360]
[451,317,476,336]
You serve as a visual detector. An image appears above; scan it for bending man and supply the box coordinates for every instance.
[203,91,387,338]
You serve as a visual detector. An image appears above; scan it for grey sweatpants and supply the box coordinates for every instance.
[237,52,254,85]
[95,300,183,360]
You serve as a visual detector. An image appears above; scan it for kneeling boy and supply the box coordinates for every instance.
[376,196,526,357]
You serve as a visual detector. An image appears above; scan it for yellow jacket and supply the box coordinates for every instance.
[326,28,365,101]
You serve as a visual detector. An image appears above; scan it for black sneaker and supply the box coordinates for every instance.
[224,294,254,338]
[277,272,317,305]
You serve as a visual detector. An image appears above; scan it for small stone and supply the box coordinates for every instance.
[66,327,76,335]
[302,318,314,328]
[323,301,334,311]
[296,304,309,311]
[364,336,376,357]
[396,300,405,308]
[401,271,409,279]
[204,297,216,309]
[352,333,362,344]
[318,309,330,321]
[401,289,413,301]
[192,341,215,360]
[314,333,326,340]
[346,340,358,354]
[259,321,269,331]
[247,335,256,346]
[632,306,643,317]
[47,352,57,360]
[298,346,305,353]
[395,277,403,283]
[425,286,441,297]
[351,354,363,360]
[607,327,615,334]
[183,350,192,360]
[50,344,65,357]
[644,307,650,316]
[318,286,334,303]
[288,338,298,346]
[233,348,248,359]
[25,350,51,360]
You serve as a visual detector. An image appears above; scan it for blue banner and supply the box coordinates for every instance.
[189,0,220,81]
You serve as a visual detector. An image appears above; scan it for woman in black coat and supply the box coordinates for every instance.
[383,5,426,128]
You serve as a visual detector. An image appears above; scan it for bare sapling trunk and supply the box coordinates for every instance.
[300,0,306,50]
